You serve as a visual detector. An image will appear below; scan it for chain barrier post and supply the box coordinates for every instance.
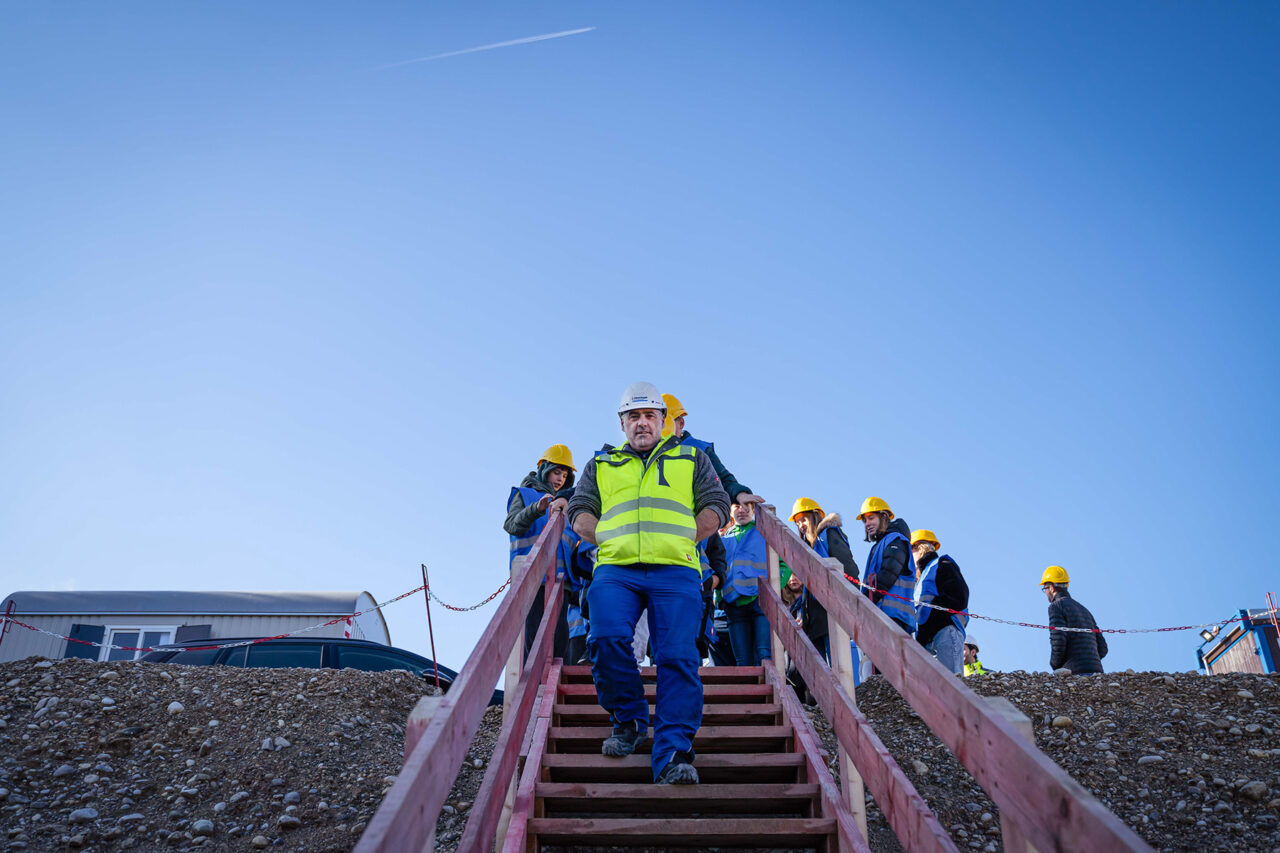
[421,564,442,691]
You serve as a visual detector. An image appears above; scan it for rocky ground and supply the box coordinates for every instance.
[0,657,503,853]
[808,669,1280,853]
[4,657,1278,852]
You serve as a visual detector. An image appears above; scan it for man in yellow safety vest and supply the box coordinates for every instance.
[568,382,730,784]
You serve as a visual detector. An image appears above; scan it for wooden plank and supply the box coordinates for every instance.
[754,508,1152,853]
[535,782,819,815]
[547,724,793,754]
[559,664,763,684]
[761,583,958,853]
[767,543,786,680]
[526,817,836,847]
[353,510,564,853]
[402,694,441,763]
[501,672,559,853]
[764,664,871,853]
[540,752,806,784]
[458,580,564,852]
[553,702,783,726]
[830,614,869,842]
[557,682,774,703]
[987,697,1041,853]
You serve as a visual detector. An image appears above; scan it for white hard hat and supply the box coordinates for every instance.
[963,635,979,650]
[617,381,667,415]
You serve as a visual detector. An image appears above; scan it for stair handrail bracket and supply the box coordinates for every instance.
[355,509,568,853]
[753,505,1153,853]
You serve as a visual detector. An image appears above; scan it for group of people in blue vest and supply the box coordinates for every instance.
[504,382,971,785]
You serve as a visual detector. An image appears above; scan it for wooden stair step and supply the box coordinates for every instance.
[558,683,775,704]
[527,817,835,847]
[559,664,763,684]
[536,782,818,816]
[539,753,806,784]
[548,724,794,754]
[553,702,782,726]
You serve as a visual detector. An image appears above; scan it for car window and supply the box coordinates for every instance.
[336,647,426,676]
[245,643,322,669]
[169,648,222,666]
[222,646,247,667]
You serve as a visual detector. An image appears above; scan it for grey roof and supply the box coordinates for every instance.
[1,590,373,616]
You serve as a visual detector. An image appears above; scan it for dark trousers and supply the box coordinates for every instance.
[524,586,569,663]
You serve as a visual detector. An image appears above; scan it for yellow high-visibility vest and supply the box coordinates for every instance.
[595,438,700,572]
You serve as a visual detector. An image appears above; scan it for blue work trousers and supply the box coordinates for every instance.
[726,598,772,666]
[587,564,704,780]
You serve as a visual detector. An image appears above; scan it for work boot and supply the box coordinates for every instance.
[655,751,698,785]
[601,720,645,757]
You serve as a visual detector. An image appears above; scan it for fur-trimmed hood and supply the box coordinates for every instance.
[815,512,843,535]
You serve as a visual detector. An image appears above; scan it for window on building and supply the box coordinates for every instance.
[101,627,176,662]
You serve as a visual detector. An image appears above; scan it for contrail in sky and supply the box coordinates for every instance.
[378,27,595,69]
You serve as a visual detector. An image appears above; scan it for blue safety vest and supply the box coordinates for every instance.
[680,434,713,454]
[721,522,768,605]
[913,553,967,633]
[508,486,590,640]
[866,530,917,632]
[813,526,858,583]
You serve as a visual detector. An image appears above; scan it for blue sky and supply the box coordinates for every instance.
[2,2,1277,676]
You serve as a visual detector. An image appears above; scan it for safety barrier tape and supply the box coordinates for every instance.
[0,576,512,655]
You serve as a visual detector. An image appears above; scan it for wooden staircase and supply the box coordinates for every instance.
[515,664,855,851]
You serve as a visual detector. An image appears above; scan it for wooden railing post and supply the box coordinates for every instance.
[766,541,786,680]
[986,697,1040,853]
[831,619,869,843]
[495,555,527,852]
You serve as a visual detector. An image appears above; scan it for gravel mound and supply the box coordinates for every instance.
[0,657,501,852]
[808,670,1280,853]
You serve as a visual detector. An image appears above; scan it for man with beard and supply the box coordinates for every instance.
[857,496,918,636]
[568,382,730,785]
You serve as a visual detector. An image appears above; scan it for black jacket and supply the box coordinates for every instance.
[1048,590,1107,674]
[914,552,970,647]
[869,517,913,602]
[703,532,727,596]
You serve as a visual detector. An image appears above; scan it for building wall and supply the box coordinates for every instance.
[1207,630,1265,675]
[0,613,366,664]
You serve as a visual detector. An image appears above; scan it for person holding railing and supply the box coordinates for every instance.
[857,496,918,636]
[721,498,774,666]
[790,497,859,662]
[568,382,730,785]
[505,444,581,661]
[910,529,969,675]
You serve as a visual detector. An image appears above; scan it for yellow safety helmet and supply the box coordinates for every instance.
[911,529,939,548]
[790,497,824,522]
[537,444,576,472]
[856,496,894,521]
[660,393,687,437]
[1039,565,1070,586]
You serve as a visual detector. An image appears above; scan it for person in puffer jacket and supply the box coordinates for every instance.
[1041,565,1107,674]
[857,496,917,635]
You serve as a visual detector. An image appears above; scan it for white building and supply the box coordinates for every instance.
[0,590,390,663]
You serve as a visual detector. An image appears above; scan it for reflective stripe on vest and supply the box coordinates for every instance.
[867,530,917,632]
[721,522,768,604]
[567,602,588,639]
[913,553,968,633]
[594,439,700,571]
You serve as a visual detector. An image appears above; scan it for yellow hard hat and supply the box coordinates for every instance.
[1039,565,1069,586]
[537,444,576,472]
[911,529,939,548]
[660,393,687,437]
[790,497,824,522]
[857,496,894,521]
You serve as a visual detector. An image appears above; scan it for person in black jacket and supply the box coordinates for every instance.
[1041,565,1107,674]
[909,530,969,674]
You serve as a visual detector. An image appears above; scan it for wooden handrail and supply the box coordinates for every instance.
[753,507,1152,853]
[354,509,566,853]
[759,583,957,853]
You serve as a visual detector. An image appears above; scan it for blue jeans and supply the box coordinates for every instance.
[587,564,704,779]
[925,625,964,675]
[726,598,772,666]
